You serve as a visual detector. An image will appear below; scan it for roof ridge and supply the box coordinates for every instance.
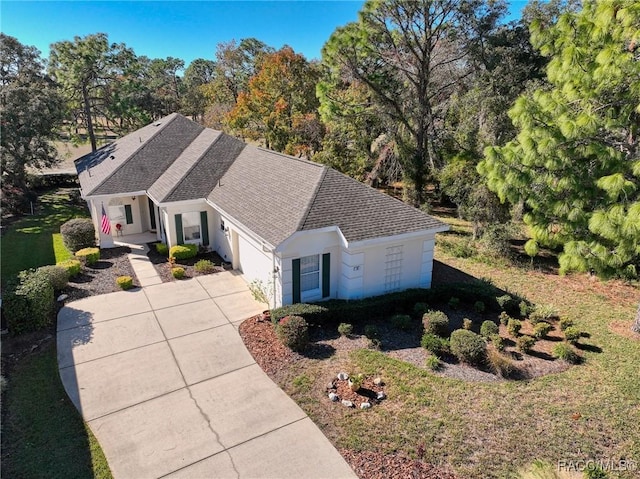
[84,113,179,196]
[159,128,224,202]
[295,165,329,232]
[255,147,324,168]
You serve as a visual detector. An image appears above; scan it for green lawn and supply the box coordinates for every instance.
[1,189,88,286]
[2,342,112,479]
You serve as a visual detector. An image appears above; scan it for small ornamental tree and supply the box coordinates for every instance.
[60,218,95,253]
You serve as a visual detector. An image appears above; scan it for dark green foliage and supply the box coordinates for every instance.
[559,318,574,331]
[422,310,449,337]
[490,334,505,351]
[478,223,514,259]
[275,315,309,352]
[533,322,553,339]
[516,335,536,354]
[169,244,198,260]
[474,301,486,314]
[448,297,461,309]
[552,343,579,364]
[155,243,169,255]
[36,265,69,291]
[413,302,429,318]
[270,303,329,325]
[496,294,519,316]
[194,259,215,274]
[337,323,353,337]
[480,320,499,338]
[60,218,95,253]
[115,275,133,290]
[507,318,522,337]
[56,259,81,278]
[5,269,55,334]
[519,301,533,318]
[75,247,100,265]
[425,355,441,371]
[421,333,450,357]
[364,324,379,340]
[584,465,608,479]
[390,314,413,331]
[563,326,582,344]
[450,329,487,365]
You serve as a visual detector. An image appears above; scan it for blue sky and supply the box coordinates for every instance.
[2,1,529,67]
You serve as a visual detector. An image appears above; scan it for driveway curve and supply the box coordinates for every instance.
[57,272,356,478]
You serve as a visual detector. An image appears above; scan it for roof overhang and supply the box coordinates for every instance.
[83,190,148,201]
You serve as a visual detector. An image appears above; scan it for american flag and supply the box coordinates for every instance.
[101,204,111,234]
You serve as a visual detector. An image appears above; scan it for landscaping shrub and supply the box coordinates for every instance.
[486,348,515,377]
[422,310,449,337]
[490,334,505,351]
[516,335,536,354]
[478,223,513,259]
[519,300,533,317]
[450,329,487,365]
[390,314,413,331]
[474,301,486,314]
[553,343,579,363]
[171,267,185,279]
[496,294,519,316]
[57,259,81,278]
[364,324,379,339]
[36,265,69,291]
[421,333,450,357]
[425,355,441,371]
[529,304,559,324]
[463,318,473,330]
[448,296,460,309]
[155,243,169,255]
[194,259,216,274]
[507,318,522,337]
[533,322,553,339]
[563,326,582,344]
[169,244,198,260]
[480,320,499,338]
[275,315,309,352]
[499,311,511,325]
[5,270,55,334]
[60,218,95,253]
[559,318,574,331]
[75,247,100,265]
[271,303,328,325]
[413,302,429,318]
[337,323,353,337]
[116,276,133,290]
[368,338,382,350]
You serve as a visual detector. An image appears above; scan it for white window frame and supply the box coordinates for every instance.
[182,211,202,245]
[384,245,403,292]
[300,254,320,300]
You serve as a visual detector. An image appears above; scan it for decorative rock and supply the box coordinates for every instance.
[341,400,354,408]
[327,381,336,390]
[337,372,349,381]
[360,402,371,409]
[373,377,383,386]
[57,294,68,302]
[328,392,339,402]
[376,391,387,400]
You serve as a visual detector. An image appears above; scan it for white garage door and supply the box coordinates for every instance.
[237,234,272,284]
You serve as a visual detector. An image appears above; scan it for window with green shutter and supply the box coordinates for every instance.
[175,214,184,244]
[124,204,133,224]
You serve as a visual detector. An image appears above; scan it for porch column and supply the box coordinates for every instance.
[91,200,115,248]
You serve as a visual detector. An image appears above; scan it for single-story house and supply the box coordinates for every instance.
[75,113,449,307]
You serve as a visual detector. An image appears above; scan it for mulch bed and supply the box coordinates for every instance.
[64,247,138,301]
[340,450,458,479]
[145,243,230,282]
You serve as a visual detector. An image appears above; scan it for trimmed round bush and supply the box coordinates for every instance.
[337,323,353,337]
[169,244,198,260]
[450,329,487,365]
[507,318,522,337]
[422,310,449,337]
[276,315,309,352]
[116,275,133,290]
[489,334,505,351]
[553,342,579,363]
[75,247,100,265]
[533,322,553,339]
[57,259,81,278]
[480,320,499,338]
[36,265,69,291]
[390,314,413,331]
[421,333,450,357]
[60,218,95,253]
[155,243,169,255]
[516,335,536,354]
[194,259,215,274]
[171,267,186,279]
[5,269,55,335]
[563,326,582,343]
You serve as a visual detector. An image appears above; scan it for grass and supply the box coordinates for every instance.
[1,189,88,286]
[2,341,112,479]
[276,215,640,479]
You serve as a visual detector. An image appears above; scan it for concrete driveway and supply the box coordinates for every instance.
[57,272,357,478]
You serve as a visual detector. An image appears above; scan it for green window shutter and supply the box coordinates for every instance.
[148,197,156,230]
[292,258,301,304]
[175,214,184,244]
[124,204,133,224]
[200,211,209,246]
[322,253,330,298]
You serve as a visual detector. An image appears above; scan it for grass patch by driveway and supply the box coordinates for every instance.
[1,340,112,479]
[1,188,88,286]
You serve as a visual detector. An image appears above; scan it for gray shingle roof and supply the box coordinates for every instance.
[77,114,447,246]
